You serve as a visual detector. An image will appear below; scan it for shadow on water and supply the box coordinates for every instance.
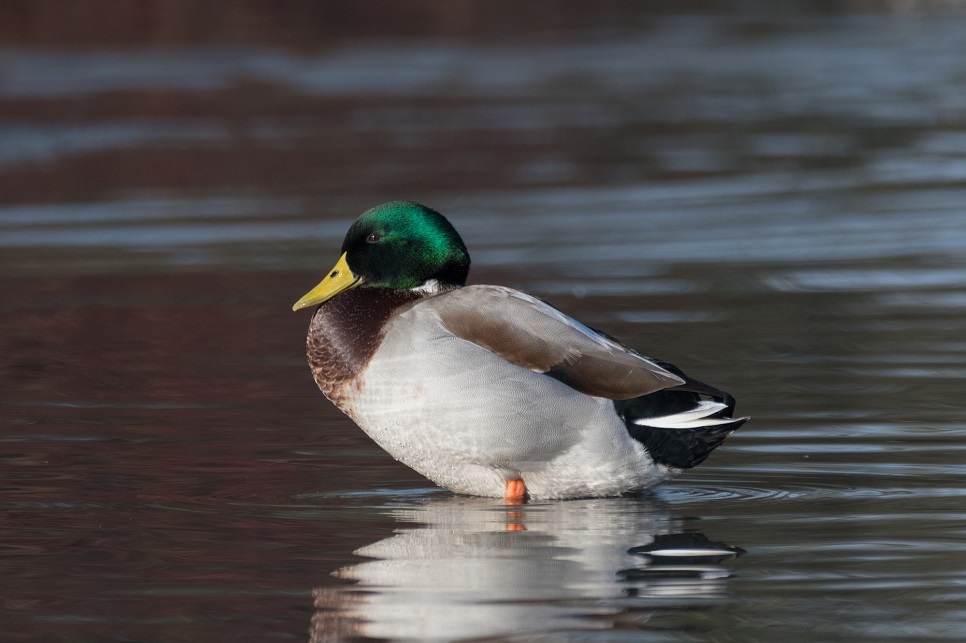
[310,495,744,641]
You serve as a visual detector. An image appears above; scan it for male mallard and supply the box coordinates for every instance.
[294,201,747,501]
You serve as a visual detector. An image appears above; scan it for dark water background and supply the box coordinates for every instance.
[2,2,966,641]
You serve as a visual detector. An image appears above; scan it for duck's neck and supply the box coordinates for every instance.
[305,287,429,408]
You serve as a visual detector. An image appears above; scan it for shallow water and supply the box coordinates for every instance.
[3,5,966,642]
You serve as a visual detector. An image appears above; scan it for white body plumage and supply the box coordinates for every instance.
[342,288,676,499]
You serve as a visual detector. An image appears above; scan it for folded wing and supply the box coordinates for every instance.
[428,285,685,399]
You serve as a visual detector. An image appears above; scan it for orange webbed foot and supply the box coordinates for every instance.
[504,478,527,505]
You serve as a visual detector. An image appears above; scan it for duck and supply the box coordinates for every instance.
[293,201,747,502]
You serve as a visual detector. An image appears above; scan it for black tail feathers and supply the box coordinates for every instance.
[615,361,747,470]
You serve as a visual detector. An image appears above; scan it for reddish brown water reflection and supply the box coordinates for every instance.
[1,271,427,639]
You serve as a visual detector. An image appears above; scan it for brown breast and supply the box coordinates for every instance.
[305,288,423,412]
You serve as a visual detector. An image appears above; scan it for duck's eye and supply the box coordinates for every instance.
[366,232,382,244]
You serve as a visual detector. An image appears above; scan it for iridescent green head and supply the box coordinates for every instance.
[293,201,470,311]
[343,201,470,289]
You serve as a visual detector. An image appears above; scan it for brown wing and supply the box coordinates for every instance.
[427,285,684,400]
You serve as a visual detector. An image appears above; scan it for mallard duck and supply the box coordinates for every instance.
[294,201,747,501]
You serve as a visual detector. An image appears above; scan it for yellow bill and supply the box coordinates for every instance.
[292,252,362,311]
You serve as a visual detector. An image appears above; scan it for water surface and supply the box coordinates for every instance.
[2,6,966,641]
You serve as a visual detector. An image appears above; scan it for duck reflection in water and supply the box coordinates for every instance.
[310,495,743,641]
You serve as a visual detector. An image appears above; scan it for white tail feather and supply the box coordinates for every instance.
[632,400,733,429]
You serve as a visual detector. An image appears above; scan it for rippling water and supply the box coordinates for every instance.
[2,5,966,641]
